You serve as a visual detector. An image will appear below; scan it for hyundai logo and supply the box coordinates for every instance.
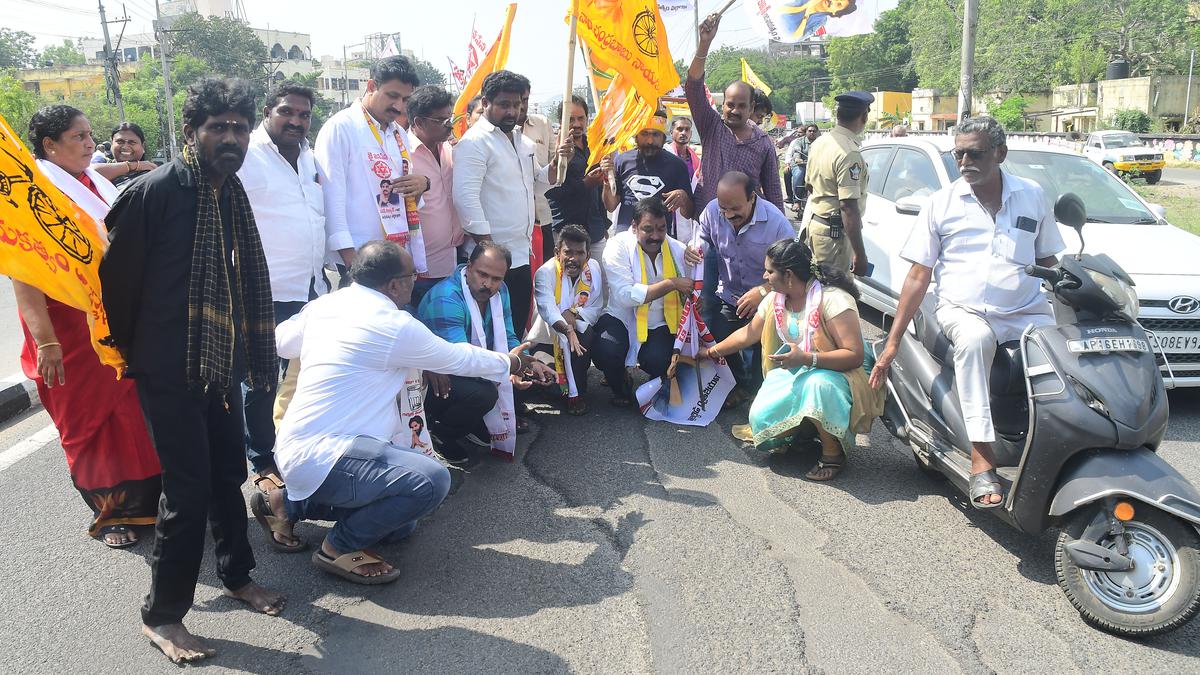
[1168,295,1200,314]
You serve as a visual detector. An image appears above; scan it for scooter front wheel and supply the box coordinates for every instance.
[1056,507,1200,636]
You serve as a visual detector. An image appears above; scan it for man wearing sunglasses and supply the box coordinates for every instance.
[870,116,1064,510]
[409,85,465,309]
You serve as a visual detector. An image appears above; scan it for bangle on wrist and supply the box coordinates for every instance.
[811,352,818,368]
[37,341,61,350]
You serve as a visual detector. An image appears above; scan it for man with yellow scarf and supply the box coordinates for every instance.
[592,197,694,406]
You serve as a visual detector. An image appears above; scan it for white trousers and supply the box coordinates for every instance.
[935,304,1055,443]
[936,305,999,443]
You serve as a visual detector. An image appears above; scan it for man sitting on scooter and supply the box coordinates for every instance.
[869,116,1065,509]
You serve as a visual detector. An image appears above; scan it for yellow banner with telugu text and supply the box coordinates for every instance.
[574,0,678,104]
[0,113,126,374]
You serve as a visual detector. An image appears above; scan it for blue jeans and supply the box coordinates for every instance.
[789,165,806,201]
[708,300,763,393]
[243,300,308,473]
[284,436,451,552]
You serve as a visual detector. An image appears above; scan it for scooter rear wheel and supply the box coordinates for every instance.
[1056,507,1200,637]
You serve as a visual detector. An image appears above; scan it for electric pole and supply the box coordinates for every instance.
[97,0,126,122]
[155,0,178,158]
[1185,49,1196,131]
[956,0,978,124]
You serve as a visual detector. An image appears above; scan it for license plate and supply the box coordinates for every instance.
[1067,337,1149,354]
[1147,332,1200,354]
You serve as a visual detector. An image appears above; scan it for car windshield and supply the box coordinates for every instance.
[940,150,1158,224]
[1100,132,1141,148]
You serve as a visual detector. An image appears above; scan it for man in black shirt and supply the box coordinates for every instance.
[545,95,609,260]
[601,109,695,237]
[101,78,285,665]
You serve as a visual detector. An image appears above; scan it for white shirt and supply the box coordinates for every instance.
[520,113,555,225]
[452,115,551,268]
[533,257,605,336]
[239,124,329,302]
[602,229,688,333]
[900,172,1065,340]
[274,283,511,500]
[314,100,421,253]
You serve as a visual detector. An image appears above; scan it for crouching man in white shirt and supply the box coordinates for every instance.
[870,116,1064,510]
[529,224,605,416]
[256,241,531,585]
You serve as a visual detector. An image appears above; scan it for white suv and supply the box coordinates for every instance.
[855,136,1200,388]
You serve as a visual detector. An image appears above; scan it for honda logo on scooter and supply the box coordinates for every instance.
[1168,295,1199,314]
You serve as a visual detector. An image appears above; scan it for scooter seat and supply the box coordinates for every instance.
[913,297,954,365]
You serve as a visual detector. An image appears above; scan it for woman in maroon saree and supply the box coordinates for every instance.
[15,106,161,548]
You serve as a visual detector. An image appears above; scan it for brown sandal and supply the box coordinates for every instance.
[250,492,307,552]
[312,548,401,585]
[252,470,285,494]
[805,454,846,481]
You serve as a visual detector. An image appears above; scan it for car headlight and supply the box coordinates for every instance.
[1087,269,1139,318]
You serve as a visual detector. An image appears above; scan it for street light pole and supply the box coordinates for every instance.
[956,0,978,124]
[1185,49,1196,131]
[155,0,177,158]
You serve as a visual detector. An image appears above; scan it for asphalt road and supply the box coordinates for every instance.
[0,282,21,379]
[1162,167,1200,186]
[2,329,1199,673]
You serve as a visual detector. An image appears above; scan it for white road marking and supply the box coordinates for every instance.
[0,424,58,473]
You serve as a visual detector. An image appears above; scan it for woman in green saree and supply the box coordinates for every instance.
[703,238,884,480]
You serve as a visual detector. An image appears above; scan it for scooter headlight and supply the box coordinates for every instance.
[1086,269,1139,318]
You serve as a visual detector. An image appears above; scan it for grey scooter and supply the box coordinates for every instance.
[877,193,1200,637]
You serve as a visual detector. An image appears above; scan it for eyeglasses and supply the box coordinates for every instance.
[952,148,992,161]
[418,115,454,129]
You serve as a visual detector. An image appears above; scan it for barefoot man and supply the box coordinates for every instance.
[101,77,286,663]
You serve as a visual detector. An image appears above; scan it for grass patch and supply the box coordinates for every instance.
[1134,184,1200,235]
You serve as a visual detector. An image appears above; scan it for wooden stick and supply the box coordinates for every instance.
[558,0,580,185]
[714,0,738,17]
[580,40,617,193]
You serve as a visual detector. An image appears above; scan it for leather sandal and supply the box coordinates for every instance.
[252,470,285,494]
[250,492,306,552]
[312,548,401,585]
[969,470,1005,509]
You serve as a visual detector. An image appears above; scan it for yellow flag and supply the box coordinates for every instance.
[575,0,678,103]
[0,114,125,372]
[587,73,655,167]
[453,3,518,139]
[741,58,772,96]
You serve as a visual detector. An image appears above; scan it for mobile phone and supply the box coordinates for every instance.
[864,262,875,277]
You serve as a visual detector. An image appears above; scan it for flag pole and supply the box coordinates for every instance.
[558,0,581,185]
[580,40,616,192]
[714,0,738,17]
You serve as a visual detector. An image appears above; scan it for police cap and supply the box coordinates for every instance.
[834,90,875,112]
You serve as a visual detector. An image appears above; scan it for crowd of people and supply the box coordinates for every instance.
[10,10,1051,665]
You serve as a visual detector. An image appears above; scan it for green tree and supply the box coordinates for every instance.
[1112,108,1151,132]
[0,74,46,130]
[826,5,916,94]
[411,57,446,87]
[702,46,828,117]
[0,28,36,70]
[168,13,270,89]
[986,95,1030,130]
[39,40,85,67]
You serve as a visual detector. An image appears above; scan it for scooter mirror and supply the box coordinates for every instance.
[1054,192,1086,232]
[1054,192,1087,257]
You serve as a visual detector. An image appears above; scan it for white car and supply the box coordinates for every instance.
[1083,130,1165,184]
[855,136,1200,388]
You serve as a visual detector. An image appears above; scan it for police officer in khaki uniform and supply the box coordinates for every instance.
[803,90,874,276]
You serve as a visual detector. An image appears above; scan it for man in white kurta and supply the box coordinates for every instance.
[591,197,694,405]
[530,224,605,414]
[267,241,519,583]
[870,117,1064,508]
[453,70,561,338]
[314,56,429,272]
